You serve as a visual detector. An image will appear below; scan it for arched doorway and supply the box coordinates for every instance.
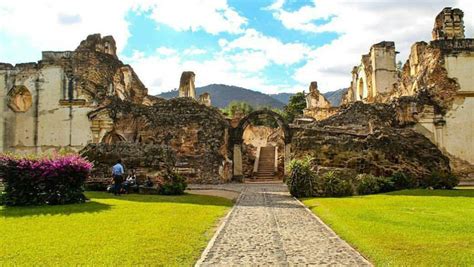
[230,110,291,181]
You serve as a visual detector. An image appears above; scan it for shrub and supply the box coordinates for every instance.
[356,174,394,195]
[0,154,92,206]
[157,172,187,195]
[422,171,459,189]
[315,171,355,197]
[391,172,417,190]
[286,157,316,197]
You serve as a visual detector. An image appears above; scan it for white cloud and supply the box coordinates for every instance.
[268,0,474,92]
[155,47,177,56]
[183,47,207,56]
[221,29,311,65]
[134,0,247,35]
[0,0,133,63]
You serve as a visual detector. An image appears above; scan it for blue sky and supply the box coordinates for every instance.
[0,0,473,94]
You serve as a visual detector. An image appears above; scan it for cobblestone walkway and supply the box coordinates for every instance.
[196,184,371,266]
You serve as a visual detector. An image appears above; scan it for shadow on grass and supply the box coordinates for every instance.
[1,201,112,218]
[87,192,233,207]
[384,188,474,197]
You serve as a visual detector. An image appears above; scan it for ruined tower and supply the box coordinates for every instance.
[432,7,465,40]
[178,71,196,99]
[305,82,331,109]
[369,41,397,95]
[347,41,398,102]
[199,92,211,107]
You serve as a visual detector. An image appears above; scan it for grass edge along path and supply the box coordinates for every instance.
[1,192,232,266]
[302,189,474,266]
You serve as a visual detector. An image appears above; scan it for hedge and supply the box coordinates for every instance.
[0,154,92,206]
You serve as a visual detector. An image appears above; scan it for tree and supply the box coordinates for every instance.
[222,101,254,117]
[283,92,306,122]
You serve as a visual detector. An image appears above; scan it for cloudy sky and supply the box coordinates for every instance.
[0,0,473,94]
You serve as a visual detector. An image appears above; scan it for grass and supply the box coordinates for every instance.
[1,192,232,266]
[303,189,474,266]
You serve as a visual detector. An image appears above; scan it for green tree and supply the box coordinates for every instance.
[222,101,254,117]
[283,92,306,122]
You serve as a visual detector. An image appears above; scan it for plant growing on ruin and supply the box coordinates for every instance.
[315,171,355,197]
[391,172,417,190]
[286,156,316,197]
[421,171,459,189]
[356,174,394,195]
[157,171,187,195]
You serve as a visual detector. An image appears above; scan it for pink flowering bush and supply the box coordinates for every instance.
[0,154,93,206]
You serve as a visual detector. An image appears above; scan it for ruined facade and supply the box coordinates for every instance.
[0,34,152,154]
[346,41,398,103]
[303,81,339,120]
[339,7,474,177]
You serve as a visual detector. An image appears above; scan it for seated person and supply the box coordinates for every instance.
[123,170,138,193]
[145,177,154,187]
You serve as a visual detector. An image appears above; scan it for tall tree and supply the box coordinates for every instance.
[283,92,306,122]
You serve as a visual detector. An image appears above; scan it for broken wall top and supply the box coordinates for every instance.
[432,7,465,40]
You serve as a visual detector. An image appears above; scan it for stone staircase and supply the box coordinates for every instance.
[254,146,276,180]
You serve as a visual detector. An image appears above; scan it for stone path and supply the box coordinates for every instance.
[196,183,371,266]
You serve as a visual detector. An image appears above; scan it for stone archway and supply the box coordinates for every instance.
[230,109,292,181]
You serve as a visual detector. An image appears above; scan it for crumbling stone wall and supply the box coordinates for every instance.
[303,81,339,121]
[292,102,451,180]
[81,142,176,183]
[94,97,231,183]
[432,7,465,40]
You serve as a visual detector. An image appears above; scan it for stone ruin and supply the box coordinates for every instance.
[199,92,212,107]
[303,81,339,121]
[303,7,474,181]
[0,7,472,184]
[178,71,196,99]
[432,7,465,40]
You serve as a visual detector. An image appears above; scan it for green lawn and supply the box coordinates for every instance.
[1,192,232,266]
[303,189,474,266]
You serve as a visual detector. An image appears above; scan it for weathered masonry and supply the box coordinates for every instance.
[303,7,474,175]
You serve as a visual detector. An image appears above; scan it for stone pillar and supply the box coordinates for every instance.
[178,71,196,99]
[434,115,446,148]
[233,144,243,181]
[284,143,291,175]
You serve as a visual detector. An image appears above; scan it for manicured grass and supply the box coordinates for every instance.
[1,192,232,266]
[303,189,474,266]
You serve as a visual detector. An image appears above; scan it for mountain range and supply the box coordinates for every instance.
[157,84,347,108]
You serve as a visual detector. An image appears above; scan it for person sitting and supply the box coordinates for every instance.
[123,169,137,193]
[145,177,154,187]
